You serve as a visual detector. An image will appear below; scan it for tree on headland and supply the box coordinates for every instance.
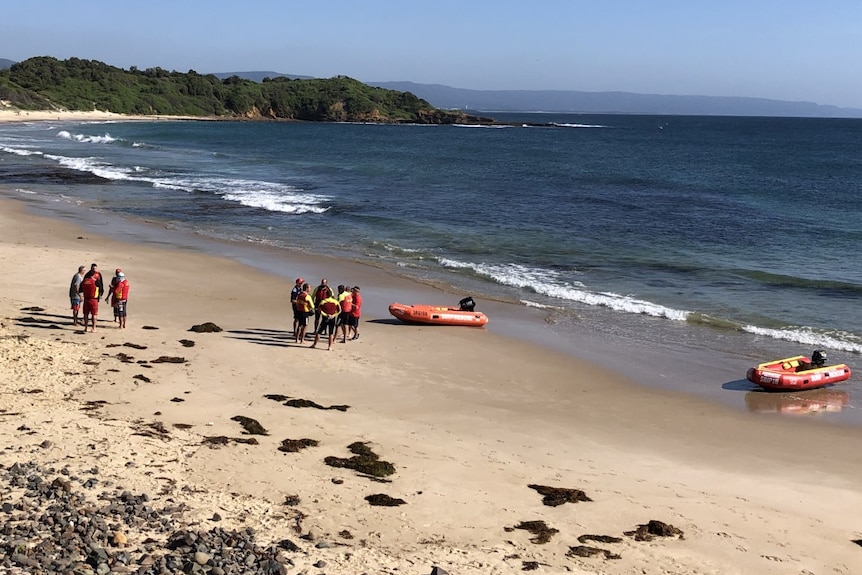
[0,56,493,124]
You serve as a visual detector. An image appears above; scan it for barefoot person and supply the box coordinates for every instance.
[290,277,304,336]
[105,268,122,323]
[69,265,86,325]
[311,278,333,332]
[348,286,362,340]
[112,271,130,329]
[336,284,353,343]
[78,271,101,332]
[311,291,341,351]
[293,283,314,344]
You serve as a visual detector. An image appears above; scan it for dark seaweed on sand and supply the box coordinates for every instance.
[189,322,222,333]
[263,394,350,411]
[578,534,622,544]
[278,438,319,452]
[231,415,269,435]
[511,520,559,544]
[567,545,621,560]
[133,374,151,383]
[324,441,395,478]
[179,339,195,347]
[365,493,406,506]
[151,356,187,364]
[202,436,260,447]
[528,484,592,506]
[624,520,684,541]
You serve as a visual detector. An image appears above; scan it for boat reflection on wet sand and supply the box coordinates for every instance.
[744,388,851,415]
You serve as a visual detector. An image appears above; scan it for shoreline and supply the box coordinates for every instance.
[2,194,862,573]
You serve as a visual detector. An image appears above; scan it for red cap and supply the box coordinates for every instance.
[116,268,122,273]
[296,277,304,283]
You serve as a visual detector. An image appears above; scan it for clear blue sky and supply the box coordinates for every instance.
[3,0,860,108]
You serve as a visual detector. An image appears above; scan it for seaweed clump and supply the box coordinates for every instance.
[509,520,559,544]
[528,484,592,506]
[365,493,406,506]
[189,322,222,333]
[624,520,684,541]
[324,441,395,478]
[231,415,269,435]
[278,438,319,453]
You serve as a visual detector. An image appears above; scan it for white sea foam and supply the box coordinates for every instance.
[56,130,118,144]
[437,257,690,321]
[743,325,862,354]
[44,154,135,181]
[0,145,42,156]
[552,123,607,128]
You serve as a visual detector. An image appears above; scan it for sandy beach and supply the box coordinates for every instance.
[2,174,862,572]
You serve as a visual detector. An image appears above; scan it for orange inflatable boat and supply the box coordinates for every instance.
[389,299,488,327]
[746,351,851,391]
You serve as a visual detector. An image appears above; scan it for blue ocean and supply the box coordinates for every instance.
[2,114,861,419]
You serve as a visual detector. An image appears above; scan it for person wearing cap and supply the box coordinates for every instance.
[69,265,86,325]
[106,268,123,323]
[311,278,333,332]
[290,277,304,336]
[111,271,130,329]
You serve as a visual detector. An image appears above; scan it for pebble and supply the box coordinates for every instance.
[0,461,300,574]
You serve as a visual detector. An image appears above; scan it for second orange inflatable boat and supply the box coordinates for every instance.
[388,302,489,327]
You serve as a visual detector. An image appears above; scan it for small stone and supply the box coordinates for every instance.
[211,512,222,521]
[315,541,331,549]
[194,551,211,565]
[112,531,128,546]
[314,560,327,568]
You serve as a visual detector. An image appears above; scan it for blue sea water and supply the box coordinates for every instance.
[2,113,861,418]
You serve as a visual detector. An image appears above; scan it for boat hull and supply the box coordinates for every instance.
[388,303,488,327]
[746,355,851,391]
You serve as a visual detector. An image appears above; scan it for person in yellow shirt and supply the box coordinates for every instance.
[311,292,341,351]
[293,283,316,345]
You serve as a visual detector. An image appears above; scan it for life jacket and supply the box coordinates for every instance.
[318,296,340,318]
[314,284,332,304]
[114,279,129,300]
[338,291,353,313]
[299,292,315,313]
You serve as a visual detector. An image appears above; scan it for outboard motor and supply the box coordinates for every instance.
[458,296,476,312]
[811,350,827,368]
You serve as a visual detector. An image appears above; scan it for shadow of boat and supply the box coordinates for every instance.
[744,388,851,415]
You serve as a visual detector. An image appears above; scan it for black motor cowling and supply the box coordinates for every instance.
[811,349,827,367]
[459,296,476,312]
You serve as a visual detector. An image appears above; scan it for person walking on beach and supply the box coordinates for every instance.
[312,278,333,332]
[290,277,304,335]
[294,283,315,344]
[348,286,362,340]
[336,284,353,343]
[78,272,100,332]
[69,265,86,325]
[311,291,341,351]
[111,271,130,329]
[105,268,122,323]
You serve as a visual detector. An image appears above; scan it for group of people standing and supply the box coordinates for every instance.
[291,277,362,351]
[69,263,130,332]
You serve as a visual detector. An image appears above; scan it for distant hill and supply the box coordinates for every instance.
[210,70,313,82]
[5,57,860,118]
[367,81,862,119]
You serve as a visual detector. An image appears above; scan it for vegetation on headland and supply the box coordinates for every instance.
[0,56,494,124]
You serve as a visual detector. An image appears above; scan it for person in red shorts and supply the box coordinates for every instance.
[79,273,101,332]
[348,286,362,340]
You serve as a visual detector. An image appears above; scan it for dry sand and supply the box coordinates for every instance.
[2,188,862,574]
